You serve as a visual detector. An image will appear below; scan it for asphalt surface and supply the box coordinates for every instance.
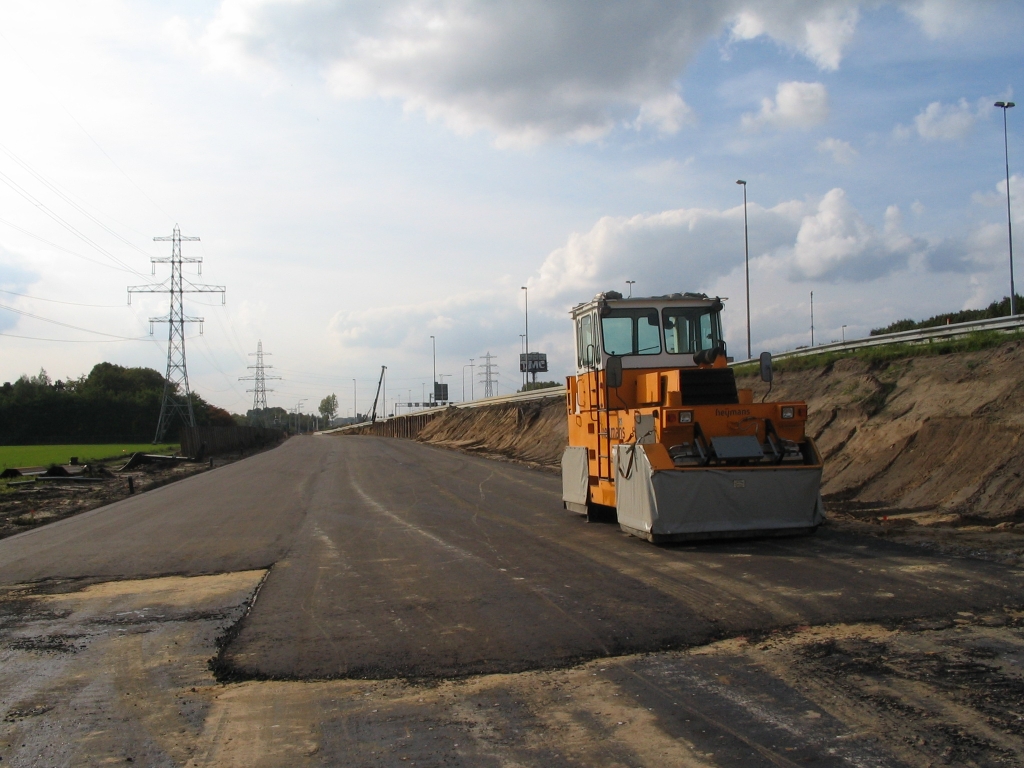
[1,435,1020,681]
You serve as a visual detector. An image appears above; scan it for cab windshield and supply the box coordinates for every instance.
[601,308,661,356]
[662,307,723,354]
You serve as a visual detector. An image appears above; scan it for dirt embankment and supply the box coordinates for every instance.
[737,340,1024,523]
[416,396,568,469]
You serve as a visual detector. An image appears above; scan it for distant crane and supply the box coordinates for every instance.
[369,366,387,423]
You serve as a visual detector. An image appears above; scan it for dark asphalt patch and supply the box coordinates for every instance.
[214,437,1024,681]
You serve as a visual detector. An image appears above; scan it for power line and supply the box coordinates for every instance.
[0,168,143,275]
[0,216,136,274]
[0,331,146,343]
[0,302,147,340]
[0,288,122,308]
[0,29,174,223]
[0,143,159,262]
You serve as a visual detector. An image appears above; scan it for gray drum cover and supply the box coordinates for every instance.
[561,446,589,505]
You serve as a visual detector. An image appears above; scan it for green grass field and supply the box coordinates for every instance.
[0,444,179,469]
[733,329,1024,377]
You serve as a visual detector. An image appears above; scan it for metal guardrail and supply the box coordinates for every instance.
[760,314,1024,363]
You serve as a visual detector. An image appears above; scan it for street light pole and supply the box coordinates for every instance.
[519,334,526,388]
[996,101,1017,315]
[352,379,356,421]
[737,180,751,359]
[430,335,436,403]
[521,286,530,385]
[626,280,635,298]
[810,291,815,346]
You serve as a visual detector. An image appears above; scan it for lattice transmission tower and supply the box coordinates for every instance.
[478,352,498,398]
[128,225,225,443]
[239,340,281,425]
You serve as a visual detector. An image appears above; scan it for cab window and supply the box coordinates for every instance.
[662,307,723,353]
[577,314,596,367]
[601,308,661,356]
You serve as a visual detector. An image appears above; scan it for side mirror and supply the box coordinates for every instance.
[759,351,773,383]
[606,355,623,388]
[585,343,596,368]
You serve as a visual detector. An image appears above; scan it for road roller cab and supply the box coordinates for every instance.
[562,290,824,543]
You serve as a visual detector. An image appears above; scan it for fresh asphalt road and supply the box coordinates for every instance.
[0,435,1020,681]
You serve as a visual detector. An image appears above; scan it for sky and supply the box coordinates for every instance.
[0,0,1021,417]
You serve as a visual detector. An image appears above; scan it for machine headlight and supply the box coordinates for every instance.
[781,406,795,419]
[678,410,693,423]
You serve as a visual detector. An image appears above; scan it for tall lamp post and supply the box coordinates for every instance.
[521,286,530,386]
[996,101,1017,315]
[430,335,436,403]
[352,379,356,421]
[810,291,815,346]
[736,180,751,359]
[519,334,526,388]
[626,280,635,297]
[463,360,475,402]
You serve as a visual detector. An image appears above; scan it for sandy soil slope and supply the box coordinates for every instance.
[737,341,1024,523]
[416,394,568,469]
[3,572,1024,766]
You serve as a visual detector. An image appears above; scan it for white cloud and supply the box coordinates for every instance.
[742,81,829,132]
[817,137,857,164]
[530,203,795,310]
[895,97,998,142]
[632,91,695,135]
[900,0,1004,38]
[730,3,859,70]
[926,223,1005,273]
[973,174,1024,226]
[914,99,977,140]
[530,188,920,318]
[201,0,867,145]
[788,190,924,281]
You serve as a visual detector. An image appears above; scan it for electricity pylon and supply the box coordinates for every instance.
[478,352,498,398]
[239,340,281,425]
[128,225,225,443]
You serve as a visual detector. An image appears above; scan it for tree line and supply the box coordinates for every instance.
[0,362,235,444]
[871,294,1024,336]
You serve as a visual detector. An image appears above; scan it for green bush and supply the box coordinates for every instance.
[734,330,1023,376]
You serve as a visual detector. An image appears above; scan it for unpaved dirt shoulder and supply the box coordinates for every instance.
[4,571,1024,766]
[0,442,284,541]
